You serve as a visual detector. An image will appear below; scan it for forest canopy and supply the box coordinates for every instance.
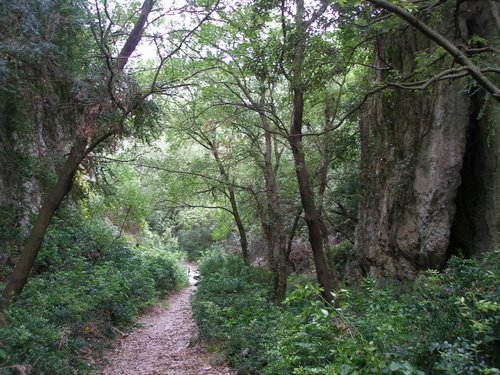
[0,0,498,373]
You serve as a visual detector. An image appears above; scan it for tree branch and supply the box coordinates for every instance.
[366,0,500,102]
[116,0,154,71]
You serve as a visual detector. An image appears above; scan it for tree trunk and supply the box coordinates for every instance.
[448,0,500,256]
[286,209,302,264]
[285,0,336,303]
[316,96,340,290]
[367,0,500,103]
[257,80,288,300]
[2,138,87,303]
[227,187,250,265]
[212,147,250,265]
[289,88,335,302]
[1,0,154,308]
[354,0,499,279]
[231,198,250,265]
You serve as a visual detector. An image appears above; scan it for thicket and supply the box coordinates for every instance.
[192,248,500,374]
[0,205,187,374]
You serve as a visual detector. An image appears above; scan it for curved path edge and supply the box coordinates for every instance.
[100,264,234,375]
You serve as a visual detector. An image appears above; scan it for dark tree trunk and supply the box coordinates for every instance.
[316,97,340,290]
[354,0,499,279]
[285,0,336,303]
[289,88,335,302]
[2,137,87,302]
[448,0,500,256]
[1,0,154,308]
[367,0,500,103]
[231,198,250,266]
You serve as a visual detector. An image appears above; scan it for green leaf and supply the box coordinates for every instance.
[389,362,402,371]
[340,364,352,375]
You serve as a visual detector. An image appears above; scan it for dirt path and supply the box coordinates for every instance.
[100,265,234,375]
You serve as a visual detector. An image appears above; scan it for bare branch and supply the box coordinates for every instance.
[367,0,500,102]
[155,199,234,215]
[388,68,499,90]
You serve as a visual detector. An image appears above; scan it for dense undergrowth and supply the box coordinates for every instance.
[192,247,500,374]
[0,206,187,374]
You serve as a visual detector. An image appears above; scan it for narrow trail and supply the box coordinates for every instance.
[100,265,234,375]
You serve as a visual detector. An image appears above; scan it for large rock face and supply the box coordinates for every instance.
[448,1,500,256]
[0,92,68,271]
[354,0,499,279]
[0,0,79,272]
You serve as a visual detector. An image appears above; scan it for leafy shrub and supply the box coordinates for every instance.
[0,207,187,374]
[192,246,276,372]
[143,250,187,292]
[178,225,214,261]
[192,249,500,374]
[328,239,355,279]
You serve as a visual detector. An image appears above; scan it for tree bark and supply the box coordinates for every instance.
[366,0,500,103]
[231,197,250,265]
[254,197,278,291]
[116,0,154,71]
[289,89,335,302]
[316,96,341,288]
[257,79,288,300]
[355,0,499,279]
[1,0,154,308]
[285,0,336,303]
[1,137,87,303]
[286,209,302,264]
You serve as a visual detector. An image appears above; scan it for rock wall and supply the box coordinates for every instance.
[0,0,83,273]
[354,0,499,279]
[0,86,68,272]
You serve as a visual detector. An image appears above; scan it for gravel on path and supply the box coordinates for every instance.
[100,265,234,375]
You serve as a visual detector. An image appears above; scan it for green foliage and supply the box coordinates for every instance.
[96,163,153,234]
[193,250,500,374]
[140,243,188,292]
[178,225,214,260]
[328,240,355,278]
[0,0,88,83]
[0,206,187,374]
[192,246,276,372]
[176,210,220,260]
[0,204,20,259]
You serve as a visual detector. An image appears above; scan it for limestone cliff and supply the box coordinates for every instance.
[354,0,499,279]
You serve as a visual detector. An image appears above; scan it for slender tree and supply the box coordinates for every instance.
[285,0,337,303]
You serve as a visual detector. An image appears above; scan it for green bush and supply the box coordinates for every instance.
[192,249,500,374]
[143,250,188,292]
[192,246,277,372]
[178,225,214,261]
[0,207,187,374]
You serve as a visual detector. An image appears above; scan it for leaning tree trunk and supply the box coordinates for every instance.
[226,187,250,266]
[1,0,154,307]
[1,137,87,302]
[354,0,499,279]
[286,0,336,302]
[289,88,335,302]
